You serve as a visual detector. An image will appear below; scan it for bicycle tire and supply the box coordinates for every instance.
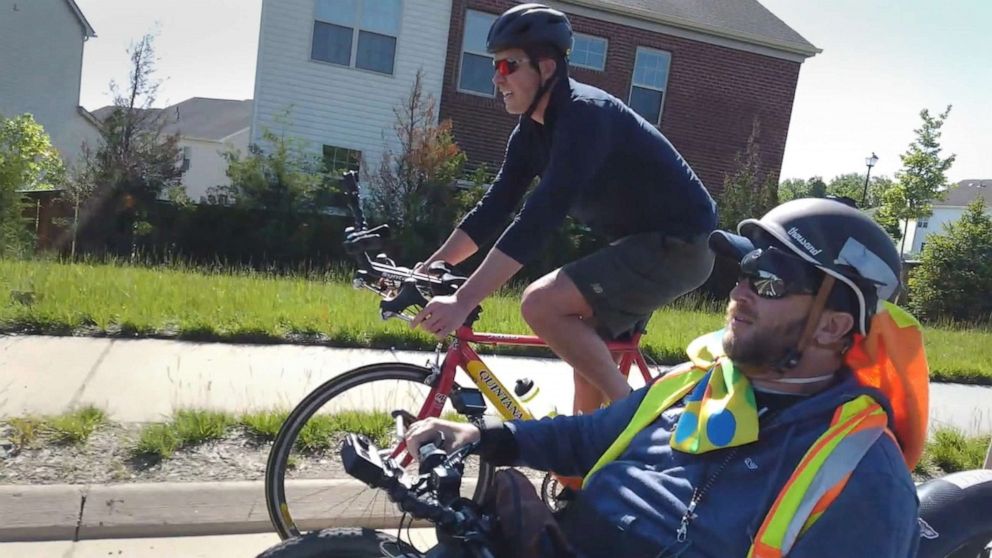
[256,527,423,557]
[916,469,992,558]
[265,363,496,539]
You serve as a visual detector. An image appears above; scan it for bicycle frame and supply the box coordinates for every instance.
[413,325,655,423]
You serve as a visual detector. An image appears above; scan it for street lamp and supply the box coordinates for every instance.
[861,152,879,208]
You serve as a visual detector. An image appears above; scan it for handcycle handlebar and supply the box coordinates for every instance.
[340,433,496,556]
[339,171,481,327]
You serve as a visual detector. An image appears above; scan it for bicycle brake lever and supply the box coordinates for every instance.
[391,410,418,440]
[380,310,413,322]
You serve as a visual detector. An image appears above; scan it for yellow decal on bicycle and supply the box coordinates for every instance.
[464,360,532,421]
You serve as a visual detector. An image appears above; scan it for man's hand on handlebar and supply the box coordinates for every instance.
[410,294,475,339]
[404,417,481,461]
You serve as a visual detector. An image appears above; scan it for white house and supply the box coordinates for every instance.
[250,0,451,179]
[93,98,253,202]
[162,98,252,202]
[899,179,992,258]
[0,0,100,162]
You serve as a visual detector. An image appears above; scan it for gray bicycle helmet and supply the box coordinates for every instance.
[486,3,573,57]
[710,198,901,336]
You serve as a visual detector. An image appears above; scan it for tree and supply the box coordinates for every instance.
[908,198,992,324]
[777,176,824,202]
[877,106,956,256]
[219,128,329,213]
[717,119,778,231]
[826,173,894,208]
[364,69,467,258]
[0,113,65,257]
[75,34,183,257]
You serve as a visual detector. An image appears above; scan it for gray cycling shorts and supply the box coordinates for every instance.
[562,231,715,339]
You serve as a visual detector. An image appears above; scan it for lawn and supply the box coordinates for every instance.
[1,259,990,384]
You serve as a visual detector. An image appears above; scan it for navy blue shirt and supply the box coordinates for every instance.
[458,78,717,264]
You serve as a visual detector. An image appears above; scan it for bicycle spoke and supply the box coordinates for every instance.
[266,364,494,537]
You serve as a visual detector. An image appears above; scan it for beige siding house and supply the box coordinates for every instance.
[93,98,253,202]
[0,0,100,162]
[250,0,452,178]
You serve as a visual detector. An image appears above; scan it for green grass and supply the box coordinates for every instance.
[132,409,235,460]
[915,427,991,477]
[240,410,289,440]
[47,406,106,445]
[172,410,235,445]
[134,423,181,460]
[6,417,44,448]
[3,407,106,448]
[1,259,990,384]
[295,415,337,453]
[5,405,990,477]
[296,411,394,452]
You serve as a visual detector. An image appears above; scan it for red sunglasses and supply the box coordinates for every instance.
[493,58,530,77]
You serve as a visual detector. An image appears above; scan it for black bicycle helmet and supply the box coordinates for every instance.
[486,3,573,58]
[711,198,901,336]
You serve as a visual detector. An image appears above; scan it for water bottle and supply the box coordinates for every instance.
[514,378,558,419]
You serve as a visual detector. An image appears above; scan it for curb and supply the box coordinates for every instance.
[0,479,417,542]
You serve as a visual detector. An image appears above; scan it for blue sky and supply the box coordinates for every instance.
[75,0,989,183]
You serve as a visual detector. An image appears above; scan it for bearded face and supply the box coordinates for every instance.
[723,301,806,368]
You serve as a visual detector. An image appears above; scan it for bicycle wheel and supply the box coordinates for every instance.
[256,527,422,557]
[265,363,496,539]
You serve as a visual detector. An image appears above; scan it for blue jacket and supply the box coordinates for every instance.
[457,78,716,264]
[506,373,920,557]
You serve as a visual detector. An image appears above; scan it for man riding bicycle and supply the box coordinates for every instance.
[410,3,717,415]
[407,198,929,557]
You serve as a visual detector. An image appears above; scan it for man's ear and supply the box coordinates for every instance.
[815,310,855,346]
[538,58,557,80]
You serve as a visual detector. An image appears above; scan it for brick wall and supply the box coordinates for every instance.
[439,0,803,196]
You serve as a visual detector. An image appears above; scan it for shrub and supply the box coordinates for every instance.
[908,199,992,324]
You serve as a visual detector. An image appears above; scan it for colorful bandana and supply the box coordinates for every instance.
[671,358,759,454]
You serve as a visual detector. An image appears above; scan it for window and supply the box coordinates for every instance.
[917,218,928,229]
[323,145,362,176]
[311,0,401,75]
[180,146,192,173]
[458,10,497,96]
[571,33,607,71]
[629,47,672,125]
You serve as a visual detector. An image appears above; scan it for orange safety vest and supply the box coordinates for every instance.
[585,301,930,555]
[583,365,893,557]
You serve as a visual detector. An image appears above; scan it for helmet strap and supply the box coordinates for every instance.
[522,49,563,120]
[775,275,837,371]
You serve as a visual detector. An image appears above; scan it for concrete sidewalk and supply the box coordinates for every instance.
[0,335,585,422]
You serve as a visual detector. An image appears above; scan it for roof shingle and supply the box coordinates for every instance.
[934,179,992,207]
[562,0,818,56]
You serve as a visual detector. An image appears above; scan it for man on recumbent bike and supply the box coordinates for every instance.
[406,198,929,557]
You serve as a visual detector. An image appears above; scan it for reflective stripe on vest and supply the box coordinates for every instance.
[748,394,889,557]
[582,369,890,555]
[582,363,707,488]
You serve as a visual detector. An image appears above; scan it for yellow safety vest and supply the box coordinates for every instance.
[583,363,892,557]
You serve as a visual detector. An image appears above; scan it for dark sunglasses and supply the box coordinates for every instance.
[738,248,822,299]
[493,57,529,77]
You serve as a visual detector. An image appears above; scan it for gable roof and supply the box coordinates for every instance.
[92,98,253,142]
[159,98,253,141]
[934,179,992,208]
[561,0,819,57]
[65,0,96,38]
